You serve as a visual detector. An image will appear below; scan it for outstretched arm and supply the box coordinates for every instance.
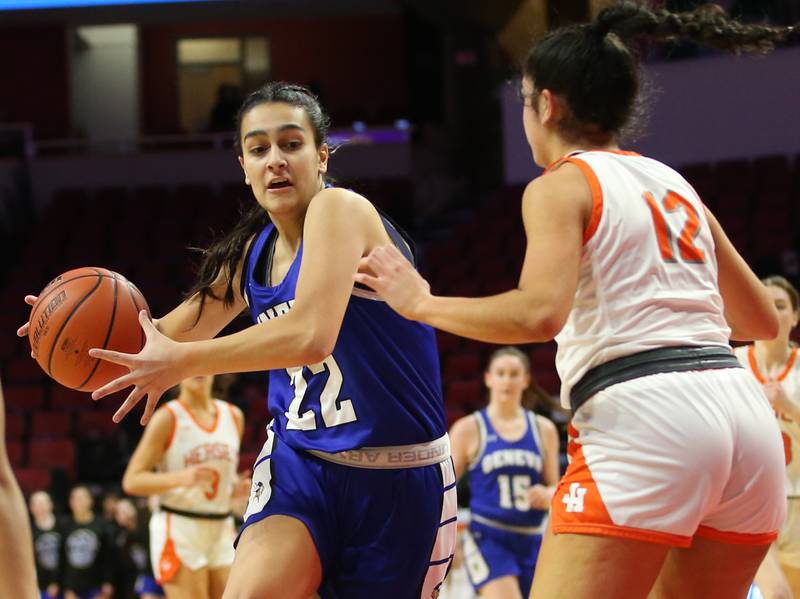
[355,166,589,343]
[91,188,391,424]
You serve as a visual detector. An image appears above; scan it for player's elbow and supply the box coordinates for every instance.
[751,308,780,341]
[514,306,566,342]
[121,473,144,497]
[299,328,337,365]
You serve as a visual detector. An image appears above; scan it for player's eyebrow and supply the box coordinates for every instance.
[243,123,305,141]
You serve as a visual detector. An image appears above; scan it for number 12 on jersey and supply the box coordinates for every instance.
[644,190,707,264]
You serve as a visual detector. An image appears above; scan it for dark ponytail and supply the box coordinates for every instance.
[595,2,789,53]
[524,2,794,141]
[184,82,331,318]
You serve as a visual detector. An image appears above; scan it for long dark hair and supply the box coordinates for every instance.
[185,82,331,315]
[523,1,792,142]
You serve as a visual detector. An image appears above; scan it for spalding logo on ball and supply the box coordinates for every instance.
[28,267,150,392]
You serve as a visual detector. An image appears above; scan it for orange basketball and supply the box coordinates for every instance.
[28,267,150,392]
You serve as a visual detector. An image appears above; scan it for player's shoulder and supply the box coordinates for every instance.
[310,186,373,214]
[148,401,178,432]
[450,412,481,439]
[523,161,593,214]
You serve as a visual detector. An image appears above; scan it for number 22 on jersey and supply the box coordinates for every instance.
[644,190,707,264]
[284,355,358,431]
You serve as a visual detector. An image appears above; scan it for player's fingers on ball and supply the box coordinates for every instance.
[139,310,156,333]
[24,295,38,305]
[17,323,29,337]
[88,348,133,366]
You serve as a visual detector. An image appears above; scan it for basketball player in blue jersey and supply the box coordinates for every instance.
[451,348,559,599]
[59,82,456,599]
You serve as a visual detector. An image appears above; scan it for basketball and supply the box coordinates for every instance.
[28,267,150,392]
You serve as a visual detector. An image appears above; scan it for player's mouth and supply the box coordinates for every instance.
[267,177,293,192]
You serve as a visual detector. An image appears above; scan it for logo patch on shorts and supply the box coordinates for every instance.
[252,481,265,503]
[562,482,587,513]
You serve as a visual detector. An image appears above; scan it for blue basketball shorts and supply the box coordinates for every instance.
[239,427,457,599]
[134,574,165,596]
[461,519,542,597]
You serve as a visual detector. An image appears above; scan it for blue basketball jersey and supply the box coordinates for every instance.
[242,213,445,453]
[468,409,548,528]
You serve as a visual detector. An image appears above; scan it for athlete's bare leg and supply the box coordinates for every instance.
[778,562,800,598]
[222,515,322,599]
[479,575,524,599]
[163,564,211,599]
[529,527,669,599]
[753,544,792,599]
[208,565,231,599]
[649,536,770,598]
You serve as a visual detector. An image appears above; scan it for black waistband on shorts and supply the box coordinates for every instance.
[570,345,741,414]
[161,504,231,520]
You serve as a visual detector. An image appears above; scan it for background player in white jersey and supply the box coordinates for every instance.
[356,3,795,597]
[450,347,559,599]
[736,275,800,598]
[122,375,248,599]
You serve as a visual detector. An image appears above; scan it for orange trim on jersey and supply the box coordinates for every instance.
[564,157,603,244]
[157,513,181,584]
[544,149,642,172]
[747,345,798,383]
[177,399,220,433]
[552,522,692,548]
[694,525,777,546]
[226,402,242,439]
[552,429,616,532]
[554,424,692,547]
[163,404,177,451]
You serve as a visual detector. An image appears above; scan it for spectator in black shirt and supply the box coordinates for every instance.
[62,485,114,599]
[30,490,64,598]
[112,498,163,599]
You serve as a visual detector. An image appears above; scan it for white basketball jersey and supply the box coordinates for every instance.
[735,344,800,497]
[157,399,240,514]
[554,151,730,408]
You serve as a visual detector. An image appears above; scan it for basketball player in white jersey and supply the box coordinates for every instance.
[356,3,795,597]
[737,276,800,599]
[122,375,248,599]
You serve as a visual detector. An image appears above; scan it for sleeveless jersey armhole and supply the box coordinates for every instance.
[564,157,604,245]
[528,411,544,457]
[466,412,488,471]
[163,403,177,451]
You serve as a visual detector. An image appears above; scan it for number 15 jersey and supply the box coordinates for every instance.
[552,151,731,409]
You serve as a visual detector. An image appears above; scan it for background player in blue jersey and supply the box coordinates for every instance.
[76,82,454,599]
[450,347,559,599]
